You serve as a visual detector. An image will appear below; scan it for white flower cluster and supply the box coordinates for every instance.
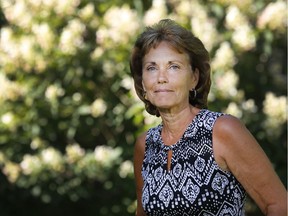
[2,143,122,183]
[97,5,140,46]
[0,27,47,72]
[241,99,257,113]
[59,19,86,55]
[144,0,168,26]
[42,0,80,15]
[211,42,239,99]
[118,160,133,178]
[215,69,239,99]
[1,0,33,29]
[41,147,65,172]
[225,5,256,50]
[78,3,95,22]
[66,143,85,163]
[212,42,236,71]
[224,99,257,119]
[214,0,253,10]
[0,73,26,102]
[257,1,287,32]
[30,137,47,150]
[20,147,64,176]
[20,154,43,175]
[263,92,287,130]
[47,0,80,16]
[225,102,243,118]
[0,111,20,131]
[45,84,65,102]
[32,23,55,53]
[1,0,80,29]
[170,0,219,51]
[190,1,218,51]
[120,76,134,90]
[102,60,116,78]
[91,47,104,61]
[90,98,107,118]
[231,25,256,51]
[94,145,122,168]
[3,161,21,183]
[0,0,92,73]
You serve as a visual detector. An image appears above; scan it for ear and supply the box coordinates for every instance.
[191,68,199,88]
[142,80,146,91]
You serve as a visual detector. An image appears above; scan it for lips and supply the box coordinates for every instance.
[154,89,173,93]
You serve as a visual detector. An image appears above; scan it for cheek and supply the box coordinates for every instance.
[142,75,154,89]
[142,79,149,91]
[174,75,193,91]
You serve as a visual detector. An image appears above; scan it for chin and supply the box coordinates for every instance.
[154,104,175,110]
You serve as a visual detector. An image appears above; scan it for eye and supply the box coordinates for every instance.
[146,65,156,71]
[169,64,180,70]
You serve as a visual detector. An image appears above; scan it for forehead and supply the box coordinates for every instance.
[143,41,189,61]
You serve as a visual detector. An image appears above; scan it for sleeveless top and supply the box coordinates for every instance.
[141,109,246,216]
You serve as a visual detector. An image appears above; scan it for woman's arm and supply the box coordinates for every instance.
[213,115,287,215]
[133,132,147,216]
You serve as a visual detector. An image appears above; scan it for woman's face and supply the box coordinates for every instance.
[142,41,199,114]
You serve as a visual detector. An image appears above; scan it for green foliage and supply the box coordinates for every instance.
[0,0,286,215]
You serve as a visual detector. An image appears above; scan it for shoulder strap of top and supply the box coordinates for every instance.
[199,109,225,130]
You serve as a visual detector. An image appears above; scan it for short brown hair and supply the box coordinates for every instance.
[130,19,211,116]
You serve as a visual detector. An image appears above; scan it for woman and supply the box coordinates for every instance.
[130,19,287,216]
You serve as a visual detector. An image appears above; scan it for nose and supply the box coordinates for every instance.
[157,68,168,84]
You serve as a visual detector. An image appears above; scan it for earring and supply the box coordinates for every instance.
[143,91,148,100]
[189,88,197,100]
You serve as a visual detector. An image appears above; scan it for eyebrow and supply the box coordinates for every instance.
[144,60,183,65]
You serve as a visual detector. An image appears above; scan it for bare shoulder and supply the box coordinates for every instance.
[134,132,148,216]
[213,114,287,215]
[134,132,147,154]
[213,114,253,148]
[212,114,257,170]
[213,114,247,136]
[134,131,147,165]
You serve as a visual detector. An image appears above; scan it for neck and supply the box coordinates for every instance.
[160,105,200,145]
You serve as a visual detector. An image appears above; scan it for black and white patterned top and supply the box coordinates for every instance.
[142,109,246,216]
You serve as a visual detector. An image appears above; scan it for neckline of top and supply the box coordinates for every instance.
[158,109,206,151]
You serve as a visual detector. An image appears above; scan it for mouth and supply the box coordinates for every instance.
[154,89,173,93]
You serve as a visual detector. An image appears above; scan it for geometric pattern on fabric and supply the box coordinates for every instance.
[142,109,246,216]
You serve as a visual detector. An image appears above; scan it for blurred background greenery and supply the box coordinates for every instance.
[0,0,286,215]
